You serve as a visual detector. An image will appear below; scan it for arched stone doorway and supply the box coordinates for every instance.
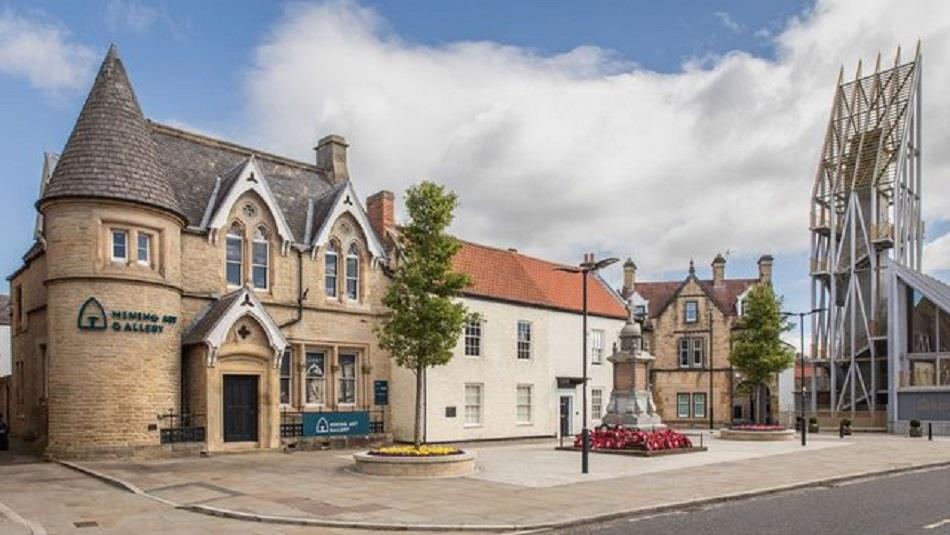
[182,288,289,452]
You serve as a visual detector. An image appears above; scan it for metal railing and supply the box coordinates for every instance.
[158,409,206,444]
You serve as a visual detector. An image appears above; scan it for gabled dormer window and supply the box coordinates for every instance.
[325,243,339,297]
[685,300,699,323]
[226,224,244,287]
[346,243,360,300]
[252,226,269,290]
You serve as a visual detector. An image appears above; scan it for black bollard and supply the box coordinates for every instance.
[929,422,933,441]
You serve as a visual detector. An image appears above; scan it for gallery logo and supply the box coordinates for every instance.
[316,417,330,434]
[77,297,108,331]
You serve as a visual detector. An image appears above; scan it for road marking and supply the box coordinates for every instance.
[924,518,950,529]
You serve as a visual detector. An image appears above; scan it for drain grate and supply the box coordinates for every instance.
[74,520,99,528]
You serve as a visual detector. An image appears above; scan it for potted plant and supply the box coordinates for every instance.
[795,415,804,432]
[808,416,820,434]
[839,418,852,437]
[909,419,923,438]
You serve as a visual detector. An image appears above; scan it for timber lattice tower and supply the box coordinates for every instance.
[809,44,923,421]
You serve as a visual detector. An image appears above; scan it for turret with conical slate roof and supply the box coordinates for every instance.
[40,45,182,219]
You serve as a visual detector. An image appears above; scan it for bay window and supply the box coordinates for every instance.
[338,353,357,404]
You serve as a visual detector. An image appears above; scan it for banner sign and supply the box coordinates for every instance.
[302,411,370,437]
[374,380,389,406]
[897,391,950,421]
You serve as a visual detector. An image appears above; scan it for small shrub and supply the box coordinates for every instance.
[840,418,852,427]
[808,417,818,424]
[910,419,921,428]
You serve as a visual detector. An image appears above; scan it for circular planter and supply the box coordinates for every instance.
[719,428,795,441]
[353,451,476,477]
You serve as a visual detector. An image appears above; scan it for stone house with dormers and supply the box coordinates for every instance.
[7,46,399,458]
[622,254,778,427]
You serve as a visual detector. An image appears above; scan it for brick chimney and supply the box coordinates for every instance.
[315,134,349,184]
[622,258,637,299]
[758,254,774,284]
[366,190,395,239]
[712,253,726,287]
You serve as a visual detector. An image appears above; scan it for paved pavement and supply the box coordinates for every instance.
[1,433,949,533]
[546,465,950,535]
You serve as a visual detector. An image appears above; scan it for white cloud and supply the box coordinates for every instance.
[106,0,160,33]
[243,0,950,277]
[0,9,95,93]
[714,11,743,33]
[924,233,950,273]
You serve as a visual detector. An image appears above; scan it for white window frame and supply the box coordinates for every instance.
[226,224,244,287]
[337,352,358,405]
[325,244,339,298]
[136,232,151,266]
[464,383,483,426]
[464,319,482,357]
[692,337,705,368]
[591,329,604,364]
[303,350,327,407]
[692,392,707,418]
[111,229,128,262]
[279,348,293,407]
[345,243,360,301]
[517,320,532,360]
[685,300,699,323]
[679,338,690,368]
[516,384,533,424]
[591,388,604,420]
[252,226,269,290]
[676,393,691,419]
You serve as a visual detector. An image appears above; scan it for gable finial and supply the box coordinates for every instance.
[688,258,695,276]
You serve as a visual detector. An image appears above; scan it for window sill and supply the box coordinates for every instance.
[516,422,534,427]
[463,423,483,428]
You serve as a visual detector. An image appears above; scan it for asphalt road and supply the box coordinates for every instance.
[547,466,950,535]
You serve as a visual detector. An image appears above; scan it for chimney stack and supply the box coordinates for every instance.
[712,253,726,287]
[758,254,774,284]
[622,258,637,299]
[366,190,395,239]
[315,134,349,184]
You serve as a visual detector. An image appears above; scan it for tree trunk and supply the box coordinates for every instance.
[414,363,424,448]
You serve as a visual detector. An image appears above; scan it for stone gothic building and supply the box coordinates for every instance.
[7,47,398,458]
[622,255,777,426]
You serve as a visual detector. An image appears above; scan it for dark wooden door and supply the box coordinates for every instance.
[223,375,258,442]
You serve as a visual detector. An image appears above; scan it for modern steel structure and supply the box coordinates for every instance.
[808,44,923,425]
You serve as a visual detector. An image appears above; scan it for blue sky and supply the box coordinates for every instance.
[3,0,949,347]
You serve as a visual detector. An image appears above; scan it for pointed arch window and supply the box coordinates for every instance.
[226,224,244,286]
[252,226,269,290]
[325,243,339,297]
[346,243,360,300]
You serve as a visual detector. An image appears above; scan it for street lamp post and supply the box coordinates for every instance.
[557,253,619,474]
[782,308,825,447]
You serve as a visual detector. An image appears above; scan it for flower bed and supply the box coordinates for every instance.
[578,427,694,452]
[729,424,788,432]
[368,445,463,457]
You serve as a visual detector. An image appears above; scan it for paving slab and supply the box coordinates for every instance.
[68,433,950,530]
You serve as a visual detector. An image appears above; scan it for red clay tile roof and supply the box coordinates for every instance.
[636,277,758,318]
[452,241,627,319]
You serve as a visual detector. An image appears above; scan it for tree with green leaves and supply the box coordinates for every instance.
[729,283,794,424]
[377,181,473,447]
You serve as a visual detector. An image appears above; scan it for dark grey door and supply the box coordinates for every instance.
[223,375,258,442]
[559,396,572,436]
